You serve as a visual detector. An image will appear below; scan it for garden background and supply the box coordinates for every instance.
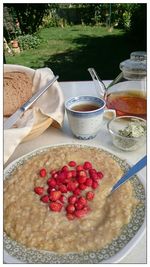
[3,3,146,81]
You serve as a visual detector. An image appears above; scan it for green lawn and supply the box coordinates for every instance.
[5,25,146,81]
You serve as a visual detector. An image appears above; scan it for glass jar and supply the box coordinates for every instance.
[106,51,147,119]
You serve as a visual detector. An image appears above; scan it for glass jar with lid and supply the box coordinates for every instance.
[88,51,147,119]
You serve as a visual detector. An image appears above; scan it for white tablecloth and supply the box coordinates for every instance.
[4,81,146,264]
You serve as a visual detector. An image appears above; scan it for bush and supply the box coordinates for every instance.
[17,34,41,50]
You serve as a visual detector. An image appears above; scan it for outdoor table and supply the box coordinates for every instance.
[4,80,146,264]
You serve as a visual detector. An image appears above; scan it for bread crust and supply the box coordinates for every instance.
[4,71,32,116]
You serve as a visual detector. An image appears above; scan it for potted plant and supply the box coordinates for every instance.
[11,39,19,48]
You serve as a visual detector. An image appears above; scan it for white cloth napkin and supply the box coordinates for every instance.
[4,65,65,163]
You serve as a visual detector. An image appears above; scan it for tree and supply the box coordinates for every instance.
[4,3,49,37]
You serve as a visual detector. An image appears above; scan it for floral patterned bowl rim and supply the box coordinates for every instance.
[4,144,146,264]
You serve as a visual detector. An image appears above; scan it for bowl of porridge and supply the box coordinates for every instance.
[4,144,145,263]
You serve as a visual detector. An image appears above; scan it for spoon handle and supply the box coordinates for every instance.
[88,68,106,97]
[111,155,147,193]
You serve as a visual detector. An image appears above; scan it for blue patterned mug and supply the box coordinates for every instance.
[65,95,116,139]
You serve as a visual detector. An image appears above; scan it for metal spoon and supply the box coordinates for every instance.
[88,67,123,96]
[88,67,106,97]
[110,155,147,194]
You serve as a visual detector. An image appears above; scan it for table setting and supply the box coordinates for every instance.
[4,55,147,264]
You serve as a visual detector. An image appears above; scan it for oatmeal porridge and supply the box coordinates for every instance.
[4,145,139,253]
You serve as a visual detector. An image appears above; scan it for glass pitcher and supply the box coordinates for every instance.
[88,51,147,119]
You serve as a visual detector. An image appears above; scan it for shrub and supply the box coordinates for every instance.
[17,34,41,50]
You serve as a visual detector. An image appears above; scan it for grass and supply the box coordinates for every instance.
[5,25,146,81]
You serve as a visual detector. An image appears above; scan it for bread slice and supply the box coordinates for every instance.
[4,71,33,116]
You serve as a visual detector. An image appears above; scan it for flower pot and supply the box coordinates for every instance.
[12,40,19,48]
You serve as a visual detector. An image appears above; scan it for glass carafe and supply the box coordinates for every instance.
[88,51,147,119]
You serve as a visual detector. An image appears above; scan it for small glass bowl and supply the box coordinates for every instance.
[107,116,146,151]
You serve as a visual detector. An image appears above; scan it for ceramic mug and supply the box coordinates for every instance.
[65,95,116,139]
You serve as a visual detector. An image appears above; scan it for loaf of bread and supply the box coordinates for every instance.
[4,71,33,116]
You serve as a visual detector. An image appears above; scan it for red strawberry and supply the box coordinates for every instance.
[83,205,91,213]
[59,195,66,203]
[71,170,77,177]
[73,188,81,195]
[59,184,68,193]
[79,184,87,190]
[66,213,75,220]
[57,172,67,182]
[61,165,69,172]
[40,195,50,203]
[39,168,47,177]
[75,202,84,210]
[34,187,44,195]
[52,173,59,179]
[66,204,76,214]
[76,165,84,171]
[68,195,77,204]
[47,187,56,194]
[49,202,62,212]
[97,171,104,179]
[86,191,95,201]
[85,178,93,187]
[49,190,62,201]
[78,170,86,177]
[78,196,87,206]
[74,209,87,218]
[50,169,57,176]
[92,181,99,189]
[66,171,73,179]
[67,181,78,192]
[83,161,92,170]
[91,172,98,180]
[47,178,57,187]
[68,161,76,167]
[78,176,87,184]
[89,168,97,176]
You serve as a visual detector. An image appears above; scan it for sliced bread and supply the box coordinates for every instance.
[4,71,33,116]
